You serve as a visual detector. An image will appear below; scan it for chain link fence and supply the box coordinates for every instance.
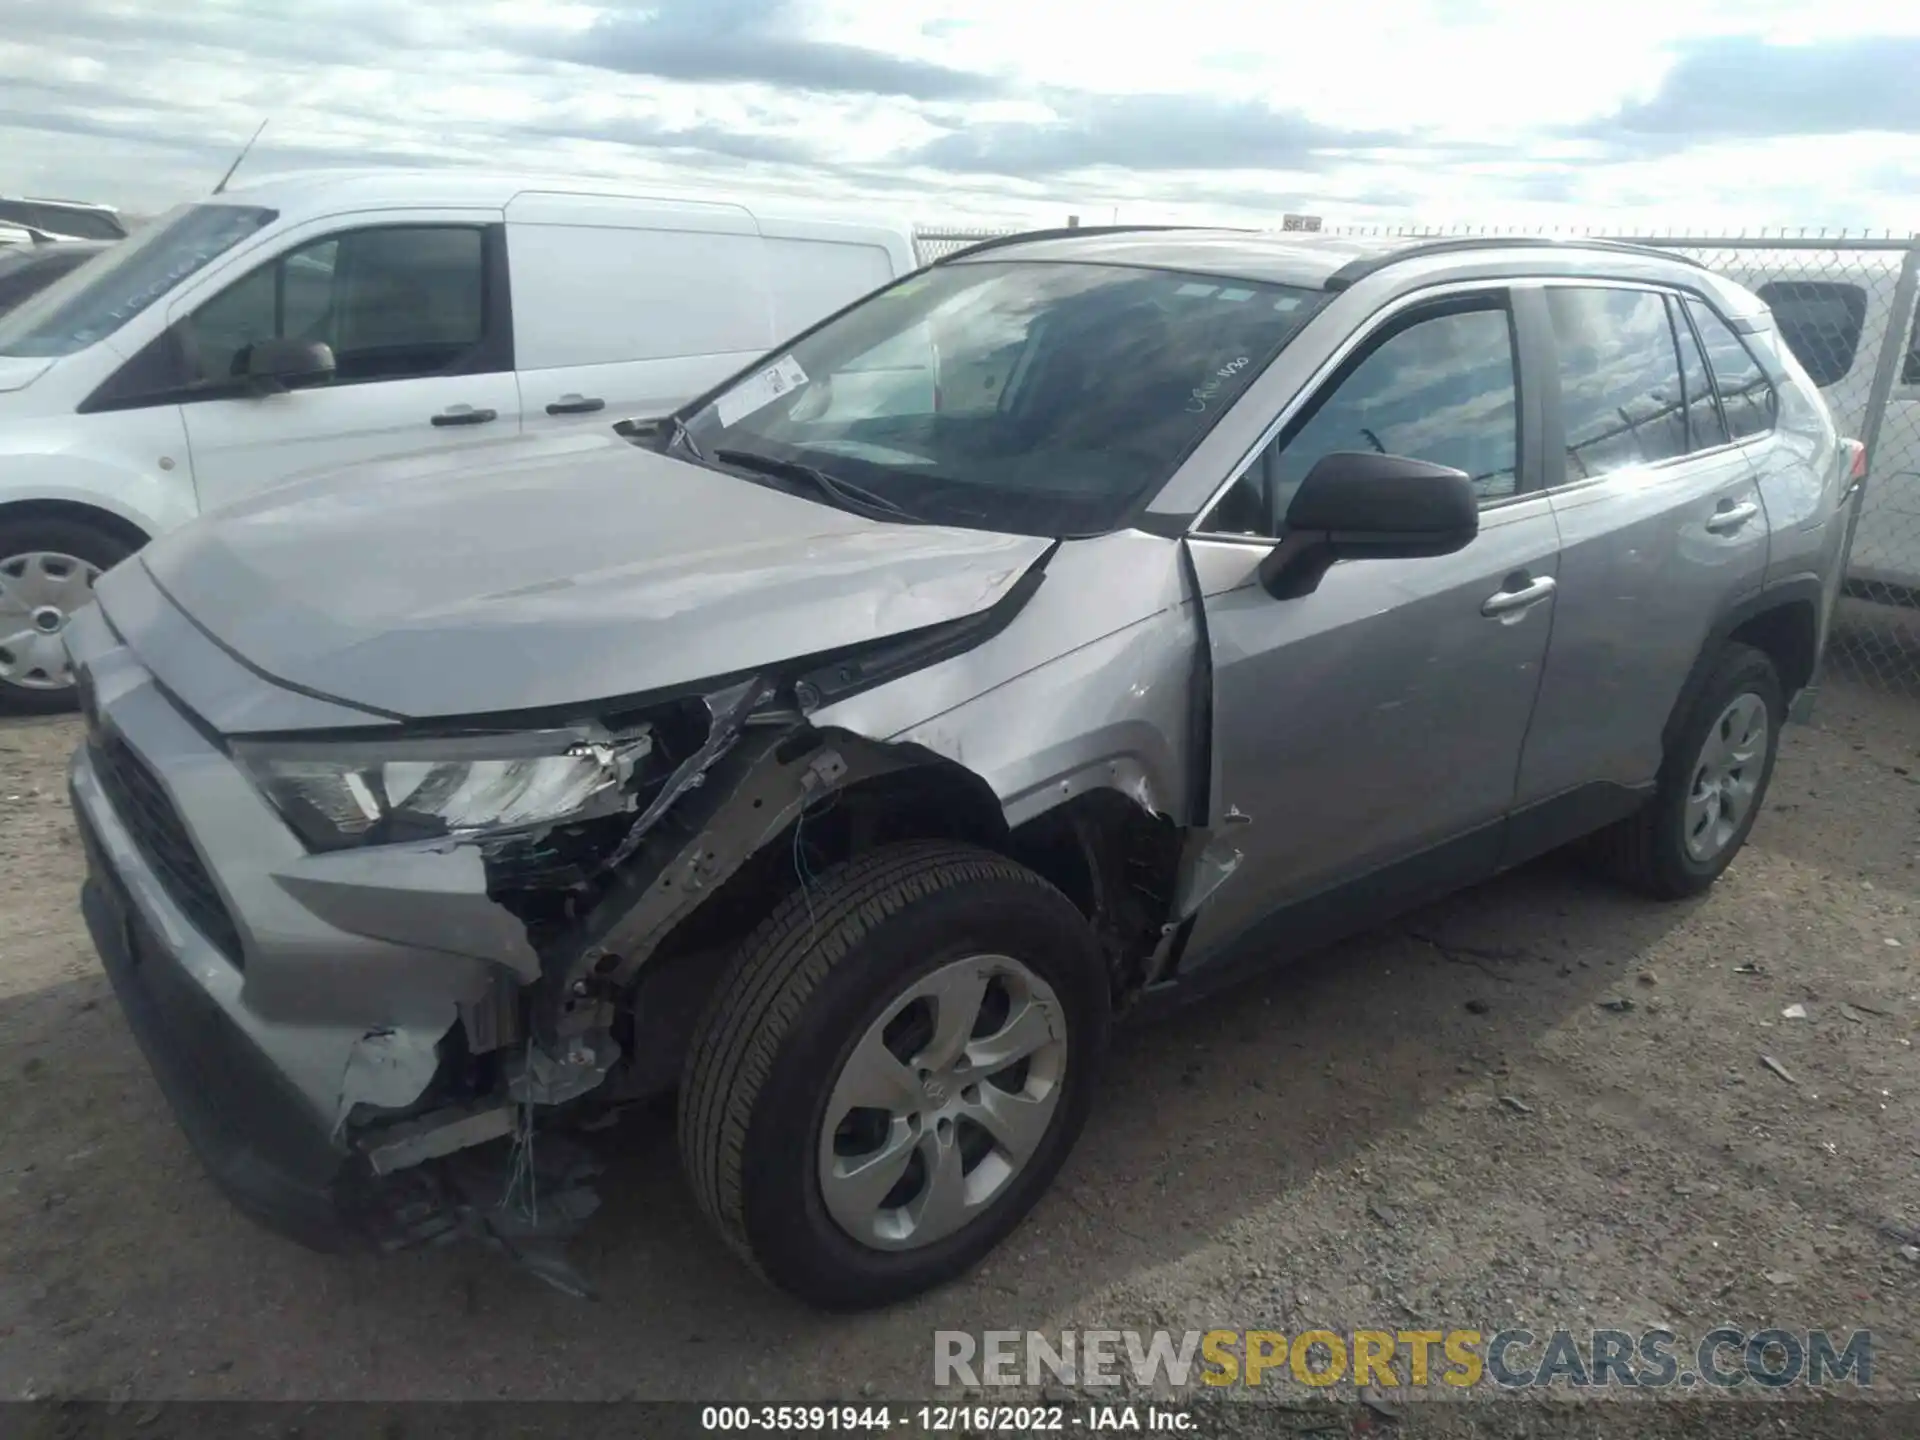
[911,222,1920,697]
[913,226,1024,264]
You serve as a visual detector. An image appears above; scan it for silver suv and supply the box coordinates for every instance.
[67,229,1858,1308]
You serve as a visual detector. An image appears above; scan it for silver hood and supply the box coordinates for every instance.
[118,430,1051,722]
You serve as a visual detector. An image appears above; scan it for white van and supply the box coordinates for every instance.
[0,170,917,709]
[1707,248,1920,595]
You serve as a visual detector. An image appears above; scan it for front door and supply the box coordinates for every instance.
[1179,292,1561,970]
[168,221,521,513]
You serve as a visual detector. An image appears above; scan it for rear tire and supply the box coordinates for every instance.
[678,840,1109,1310]
[1589,642,1783,899]
[0,515,136,715]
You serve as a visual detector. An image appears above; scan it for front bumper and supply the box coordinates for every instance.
[76,853,348,1248]
[64,599,530,1247]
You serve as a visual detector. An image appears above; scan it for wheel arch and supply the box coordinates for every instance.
[0,496,152,552]
[610,737,1184,1099]
[1661,579,1822,762]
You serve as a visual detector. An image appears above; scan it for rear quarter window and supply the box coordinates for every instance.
[1754,280,1865,388]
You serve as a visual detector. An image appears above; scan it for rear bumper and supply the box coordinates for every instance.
[75,820,349,1249]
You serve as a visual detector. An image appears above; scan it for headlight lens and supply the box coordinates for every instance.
[234,728,653,851]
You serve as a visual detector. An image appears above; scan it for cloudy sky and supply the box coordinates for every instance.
[4,0,1920,231]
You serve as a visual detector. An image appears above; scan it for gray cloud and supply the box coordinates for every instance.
[558,0,1003,100]
[909,93,1400,176]
[517,114,824,168]
[0,0,448,69]
[1584,35,1920,153]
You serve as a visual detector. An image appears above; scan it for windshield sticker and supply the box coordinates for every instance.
[714,354,810,427]
[1186,355,1253,414]
[1175,281,1219,297]
[1217,287,1254,302]
[1274,295,1304,312]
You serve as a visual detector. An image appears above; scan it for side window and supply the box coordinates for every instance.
[1545,287,1688,480]
[1668,296,1728,451]
[1687,299,1776,441]
[1755,280,1864,388]
[180,226,487,389]
[1201,303,1518,537]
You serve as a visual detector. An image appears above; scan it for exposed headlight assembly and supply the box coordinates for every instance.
[234,727,654,852]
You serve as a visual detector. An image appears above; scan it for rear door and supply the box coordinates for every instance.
[1180,287,1562,969]
[1514,283,1771,820]
[170,217,521,512]
[507,192,774,432]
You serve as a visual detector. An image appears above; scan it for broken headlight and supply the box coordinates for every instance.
[233,728,653,852]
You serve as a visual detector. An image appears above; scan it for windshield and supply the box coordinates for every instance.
[0,246,106,316]
[680,260,1325,536]
[0,202,276,358]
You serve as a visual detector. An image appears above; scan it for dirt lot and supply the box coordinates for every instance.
[0,683,1915,1409]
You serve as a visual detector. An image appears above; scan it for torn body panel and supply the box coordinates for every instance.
[544,532,1223,1051]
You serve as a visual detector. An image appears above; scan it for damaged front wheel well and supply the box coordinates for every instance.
[619,755,1012,1094]
[1007,792,1183,999]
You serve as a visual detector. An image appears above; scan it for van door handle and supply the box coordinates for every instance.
[546,394,606,416]
[1482,574,1557,617]
[431,405,498,427]
[1705,500,1760,533]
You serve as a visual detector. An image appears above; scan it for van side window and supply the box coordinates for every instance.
[1686,298,1776,442]
[1202,300,1518,537]
[1755,280,1865,388]
[1545,287,1688,479]
[1668,295,1728,451]
[181,226,489,389]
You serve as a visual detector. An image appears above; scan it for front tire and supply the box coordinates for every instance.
[1590,642,1784,899]
[679,841,1109,1310]
[0,516,136,715]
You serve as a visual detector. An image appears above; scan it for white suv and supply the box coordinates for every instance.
[0,170,916,711]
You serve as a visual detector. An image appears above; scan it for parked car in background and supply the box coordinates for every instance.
[1709,249,1920,594]
[0,240,111,318]
[0,169,918,711]
[0,196,128,242]
[66,229,1855,1309]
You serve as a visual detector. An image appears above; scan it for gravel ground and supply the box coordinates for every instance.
[0,682,1915,1412]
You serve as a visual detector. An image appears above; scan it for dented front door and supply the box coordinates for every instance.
[1176,509,1560,969]
[1169,292,1560,972]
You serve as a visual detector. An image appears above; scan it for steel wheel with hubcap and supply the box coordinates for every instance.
[680,841,1108,1310]
[0,551,100,695]
[0,517,136,715]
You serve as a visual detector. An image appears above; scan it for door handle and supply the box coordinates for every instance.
[546,394,606,416]
[1482,574,1557,617]
[431,406,498,427]
[1705,500,1760,534]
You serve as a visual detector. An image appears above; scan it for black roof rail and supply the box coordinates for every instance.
[1323,235,1708,291]
[930,223,1238,265]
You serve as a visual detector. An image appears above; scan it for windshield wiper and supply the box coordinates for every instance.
[713,448,915,522]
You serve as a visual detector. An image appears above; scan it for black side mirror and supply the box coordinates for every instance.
[1258,451,1479,600]
[245,337,335,392]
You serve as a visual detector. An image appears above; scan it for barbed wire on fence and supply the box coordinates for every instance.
[908,223,1920,699]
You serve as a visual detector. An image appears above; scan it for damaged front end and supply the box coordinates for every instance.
[74,519,1221,1294]
[316,658,1039,1280]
